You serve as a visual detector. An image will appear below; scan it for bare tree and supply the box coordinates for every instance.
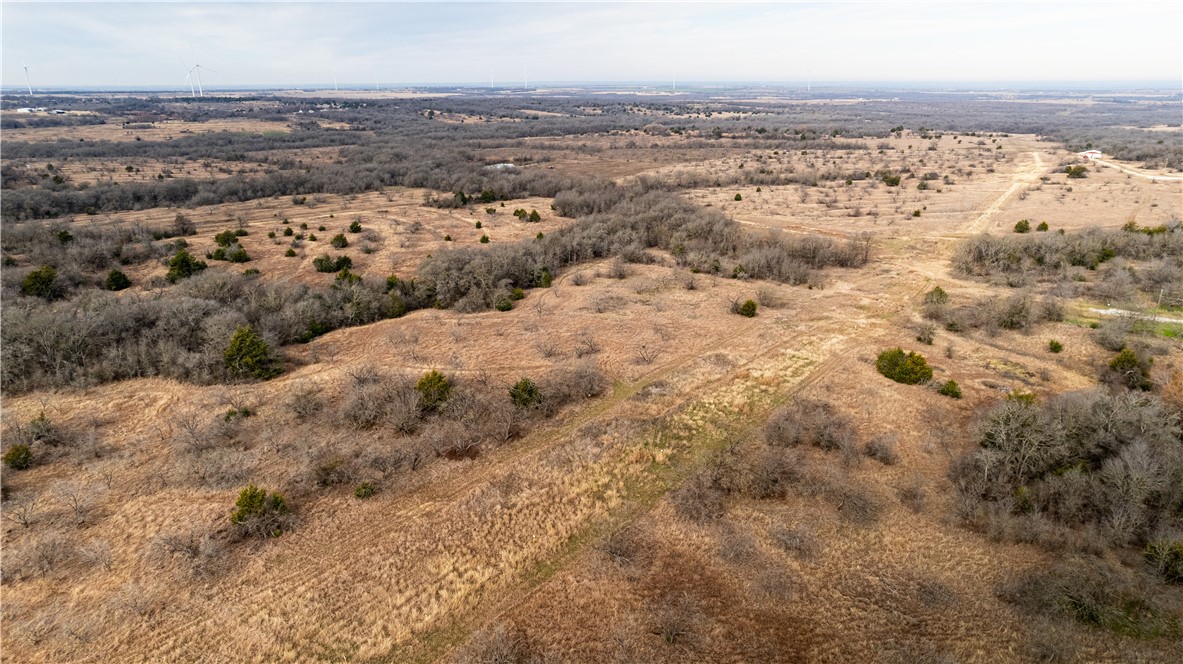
[154,529,222,577]
[634,343,660,365]
[52,480,101,525]
[113,581,159,618]
[79,539,113,572]
[533,337,560,359]
[650,592,700,646]
[29,531,73,575]
[22,614,56,647]
[574,329,601,358]
[5,492,39,528]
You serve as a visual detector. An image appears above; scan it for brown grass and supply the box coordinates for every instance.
[3,130,1181,663]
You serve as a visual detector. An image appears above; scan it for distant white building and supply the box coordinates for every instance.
[1079,150,1103,161]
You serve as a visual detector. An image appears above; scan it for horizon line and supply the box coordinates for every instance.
[5,80,1182,91]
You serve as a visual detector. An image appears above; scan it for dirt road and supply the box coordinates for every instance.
[1093,158,1183,182]
[962,151,1046,235]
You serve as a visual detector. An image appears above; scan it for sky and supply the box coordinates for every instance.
[2,1,1181,89]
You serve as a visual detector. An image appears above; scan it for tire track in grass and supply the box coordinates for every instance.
[135,318,773,661]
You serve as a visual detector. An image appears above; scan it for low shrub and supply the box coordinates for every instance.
[230,484,289,538]
[224,325,280,380]
[1048,339,1063,353]
[22,265,60,299]
[938,379,962,399]
[876,348,933,385]
[733,299,758,317]
[338,369,420,431]
[1107,347,1153,391]
[166,249,207,283]
[671,472,725,523]
[1145,539,1183,584]
[214,230,238,246]
[354,482,377,499]
[829,484,885,526]
[766,398,857,452]
[864,434,900,465]
[923,285,949,306]
[1000,558,1178,637]
[312,254,352,273]
[2,444,33,470]
[914,322,936,345]
[104,269,131,291]
[1014,219,1031,234]
[416,370,452,412]
[509,377,542,409]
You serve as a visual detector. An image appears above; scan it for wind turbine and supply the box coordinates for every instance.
[186,63,213,96]
[22,63,33,95]
[523,65,527,90]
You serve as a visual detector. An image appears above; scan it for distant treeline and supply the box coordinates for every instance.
[5,94,1179,221]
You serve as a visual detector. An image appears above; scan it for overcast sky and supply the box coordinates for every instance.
[3,1,1181,89]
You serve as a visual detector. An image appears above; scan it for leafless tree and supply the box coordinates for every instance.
[533,337,560,359]
[29,531,73,575]
[52,480,101,525]
[22,614,56,647]
[574,329,601,358]
[114,581,159,618]
[650,592,700,646]
[79,539,113,572]
[154,528,222,577]
[454,623,535,664]
[5,492,39,528]
[634,343,660,365]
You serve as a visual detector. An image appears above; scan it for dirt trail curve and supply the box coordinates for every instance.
[1093,158,1183,182]
[962,151,1046,235]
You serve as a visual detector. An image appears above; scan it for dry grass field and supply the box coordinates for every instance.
[1,118,297,143]
[2,102,1181,664]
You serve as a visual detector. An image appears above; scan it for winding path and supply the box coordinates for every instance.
[1092,157,1183,182]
